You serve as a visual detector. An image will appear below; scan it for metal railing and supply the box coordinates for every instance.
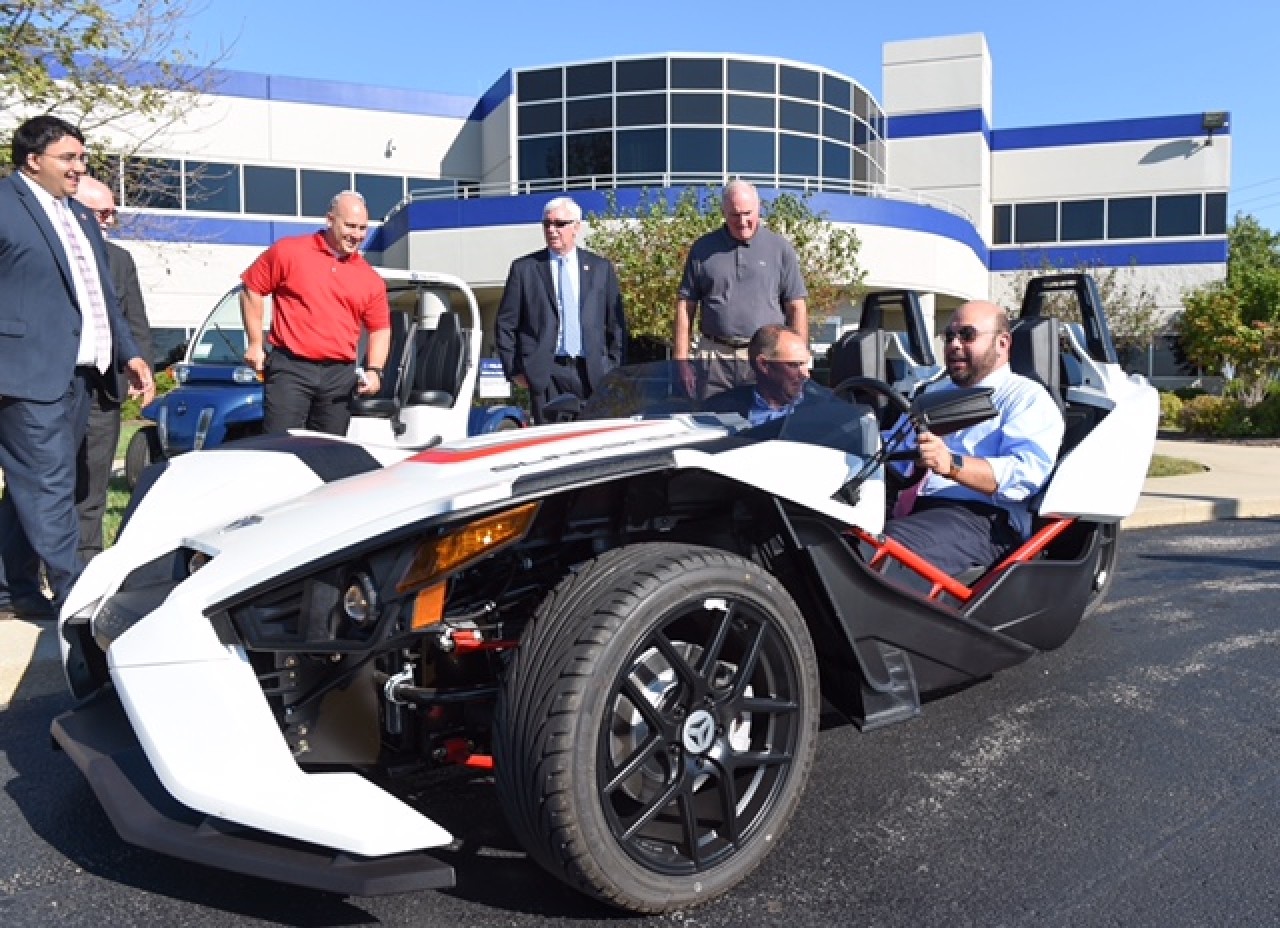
[388,172,972,223]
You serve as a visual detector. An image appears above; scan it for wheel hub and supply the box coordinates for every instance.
[680,709,716,755]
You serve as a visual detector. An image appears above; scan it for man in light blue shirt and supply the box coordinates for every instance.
[885,300,1064,576]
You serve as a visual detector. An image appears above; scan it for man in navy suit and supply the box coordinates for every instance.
[0,115,153,619]
[495,197,626,423]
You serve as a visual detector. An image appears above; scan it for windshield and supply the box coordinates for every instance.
[580,360,881,459]
[187,287,265,364]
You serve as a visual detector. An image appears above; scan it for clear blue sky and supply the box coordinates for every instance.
[189,0,1279,229]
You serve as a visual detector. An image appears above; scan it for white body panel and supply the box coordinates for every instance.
[1040,372,1160,521]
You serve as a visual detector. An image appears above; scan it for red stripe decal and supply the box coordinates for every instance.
[409,423,651,464]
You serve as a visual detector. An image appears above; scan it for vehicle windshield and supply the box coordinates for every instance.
[185,281,444,366]
[580,360,881,459]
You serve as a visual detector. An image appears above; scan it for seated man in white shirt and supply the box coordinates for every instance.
[884,300,1065,577]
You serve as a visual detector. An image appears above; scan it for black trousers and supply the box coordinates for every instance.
[883,497,1022,578]
[531,355,589,424]
[263,349,359,436]
[75,378,122,563]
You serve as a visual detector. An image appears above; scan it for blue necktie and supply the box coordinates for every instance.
[558,255,582,358]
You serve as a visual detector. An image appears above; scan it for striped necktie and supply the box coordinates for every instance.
[54,199,113,374]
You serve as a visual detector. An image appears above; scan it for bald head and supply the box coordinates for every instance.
[943,300,1012,387]
[75,175,117,232]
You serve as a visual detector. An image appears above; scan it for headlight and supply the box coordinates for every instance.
[397,502,539,594]
[342,572,378,627]
[172,363,190,384]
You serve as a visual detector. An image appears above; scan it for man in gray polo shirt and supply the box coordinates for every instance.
[674,180,808,395]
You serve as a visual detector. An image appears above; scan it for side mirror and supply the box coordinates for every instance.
[911,386,996,436]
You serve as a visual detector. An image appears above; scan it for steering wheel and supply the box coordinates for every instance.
[831,376,927,496]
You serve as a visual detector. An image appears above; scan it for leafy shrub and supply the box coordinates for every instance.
[1253,390,1280,436]
[121,368,176,421]
[1158,391,1183,428]
[1179,394,1245,436]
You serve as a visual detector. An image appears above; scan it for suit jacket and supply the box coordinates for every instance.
[0,173,141,403]
[494,246,626,396]
[106,240,154,375]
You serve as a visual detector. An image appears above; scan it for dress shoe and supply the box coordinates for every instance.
[0,594,58,621]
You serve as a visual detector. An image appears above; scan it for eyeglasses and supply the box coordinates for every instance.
[542,218,576,229]
[942,325,997,345]
[41,151,89,165]
[763,359,809,370]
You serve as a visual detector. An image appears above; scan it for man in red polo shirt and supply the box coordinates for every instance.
[240,190,391,435]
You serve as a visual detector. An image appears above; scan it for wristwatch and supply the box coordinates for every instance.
[948,452,964,478]
[365,366,384,377]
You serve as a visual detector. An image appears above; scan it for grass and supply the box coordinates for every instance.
[1147,454,1207,478]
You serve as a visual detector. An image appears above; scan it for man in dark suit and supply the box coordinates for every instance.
[0,115,153,620]
[74,175,154,564]
[495,196,626,423]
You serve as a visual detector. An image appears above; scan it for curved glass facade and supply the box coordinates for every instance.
[514,55,887,193]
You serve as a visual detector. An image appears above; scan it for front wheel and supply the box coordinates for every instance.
[1082,523,1119,618]
[123,425,163,490]
[494,543,820,913]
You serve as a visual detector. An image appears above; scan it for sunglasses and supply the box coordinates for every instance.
[942,325,996,345]
[542,218,576,229]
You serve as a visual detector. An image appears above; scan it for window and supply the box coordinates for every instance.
[853,150,868,184]
[822,107,850,143]
[780,134,819,178]
[355,174,404,220]
[124,157,181,210]
[244,165,297,216]
[567,62,611,97]
[780,66,820,101]
[567,97,612,131]
[822,74,851,111]
[854,85,870,120]
[671,58,722,89]
[617,58,665,92]
[1205,193,1228,235]
[407,178,457,198]
[1015,202,1057,244]
[1156,194,1202,237]
[1060,199,1104,242]
[728,129,774,175]
[728,94,773,128]
[1108,197,1152,239]
[519,103,562,136]
[993,205,1012,245]
[822,140,850,181]
[519,137,563,182]
[728,59,774,93]
[616,128,666,176]
[617,93,665,126]
[518,68,561,102]
[780,100,819,135]
[567,132,612,178]
[671,93,722,124]
[185,161,240,212]
[671,128,722,175]
[301,170,351,217]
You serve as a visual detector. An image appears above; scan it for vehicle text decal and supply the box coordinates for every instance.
[409,423,653,464]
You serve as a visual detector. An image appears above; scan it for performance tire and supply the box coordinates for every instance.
[493,543,820,913]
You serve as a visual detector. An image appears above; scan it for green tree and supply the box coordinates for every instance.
[1,0,223,177]
[1178,215,1280,404]
[586,187,865,353]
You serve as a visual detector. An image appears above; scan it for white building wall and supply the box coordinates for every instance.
[882,34,993,243]
[993,137,1232,201]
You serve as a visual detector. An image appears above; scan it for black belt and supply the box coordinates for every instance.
[702,333,750,349]
[274,345,354,366]
[553,355,582,365]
